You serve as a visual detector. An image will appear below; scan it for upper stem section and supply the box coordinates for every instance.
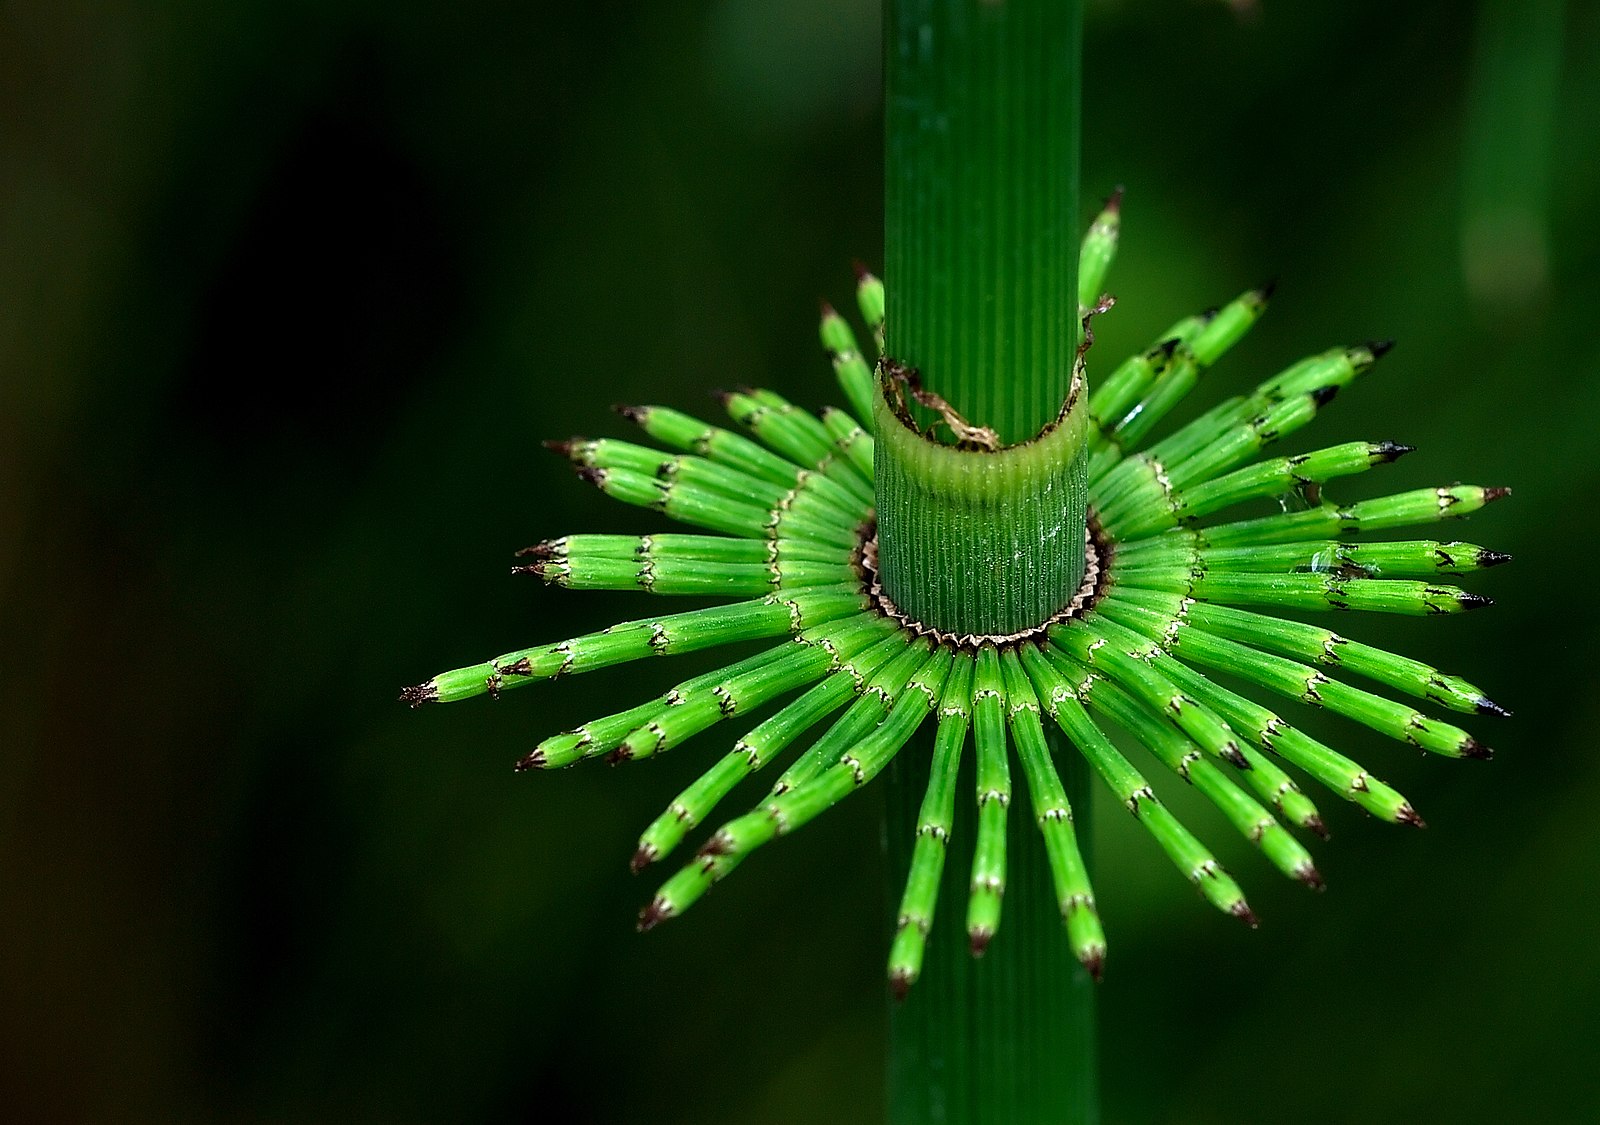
[885,0,1082,445]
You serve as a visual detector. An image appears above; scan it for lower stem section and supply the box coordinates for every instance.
[886,730,1098,1125]
[873,385,1090,639]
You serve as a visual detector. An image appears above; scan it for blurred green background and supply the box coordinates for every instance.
[4,1,1596,1121]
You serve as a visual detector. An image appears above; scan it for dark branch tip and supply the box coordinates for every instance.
[1396,804,1427,829]
[1457,592,1494,611]
[1482,486,1512,503]
[1311,384,1340,408]
[541,437,576,457]
[629,844,657,874]
[514,749,547,772]
[398,682,438,708]
[968,927,993,957]
[1305,815,1331,841]
[1375,441,1417,462]
[852,258,875,282]
[611,403,648,423]
[1296,864,1327,892]
[1082,948,1106,983]
[1366,338,1397,359]
[1230,901,1260,929]
[889,970,913,1002]
[636,897,673,933]
[1254,276,1279,302]
[1460,738,1494,761]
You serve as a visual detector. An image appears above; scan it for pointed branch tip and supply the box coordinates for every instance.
[1396,804,1427,828]
[889,970,913,1002]
[1296,864,1326,892]
[1476,697,1512,719]
[629,844,657,874]
[1460,738,1494,761]
[1231,901,1260,929]
[1482,486,1512,503]
[636,897,673,933]
[398,682,438,708]
[1305,815,1331,841]
[968,928,993,957]
[1367,338,1397,359]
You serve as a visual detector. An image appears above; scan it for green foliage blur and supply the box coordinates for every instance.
[4,1,1595,1121]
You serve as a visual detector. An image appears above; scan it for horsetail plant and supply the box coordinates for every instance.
[404,2,1508,1120]
[403,207,1507,967]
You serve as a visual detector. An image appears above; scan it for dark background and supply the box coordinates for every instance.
[4,1,1596,1121]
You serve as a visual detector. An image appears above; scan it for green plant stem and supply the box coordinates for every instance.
[873,398,1089,638]
[885,0,1081,445]
[877,0,1088,642]
[880,1,1097,1122]
[886,748,1098,1125]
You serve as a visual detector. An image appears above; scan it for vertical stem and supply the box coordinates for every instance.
[887,748,1098,1125]
[876,0,1089,639]
[881,1,1097,1123]
[885,0,1082,445]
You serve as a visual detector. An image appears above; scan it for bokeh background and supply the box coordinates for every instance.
[4,1,1596,1121]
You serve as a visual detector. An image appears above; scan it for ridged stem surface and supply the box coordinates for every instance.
[885,0,1082,444]
[874,392,1089,638]
[887,748,1097,1125]
[881,1,1095,1122]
